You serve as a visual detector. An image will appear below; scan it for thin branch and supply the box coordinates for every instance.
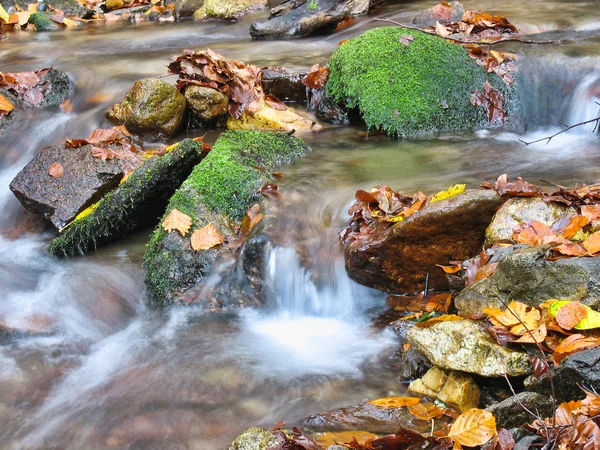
[373,18,561,49]
[520,115,600,146]
[539,179,568,190]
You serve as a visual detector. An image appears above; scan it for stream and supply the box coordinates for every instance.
[1,1,600,448]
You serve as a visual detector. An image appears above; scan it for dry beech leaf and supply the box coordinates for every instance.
[562,215,589,239]
[162,208,192,236]
[567,391,600,416]
[416,314,463,328]
[553,333,600,365]
[190,223,223,251]
[447,408,496,448]
[437,264,462,274]
[369,397,422,408]
[482,301,540,333]
[408,401,447,420]
[0,94,14,114]
[48,162,64,178]
[581,205,600,222]
[555,301,588,330]
[583,231,600,254]
[513,323,547,344]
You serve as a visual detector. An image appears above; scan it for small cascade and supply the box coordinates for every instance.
[564,72,600,133]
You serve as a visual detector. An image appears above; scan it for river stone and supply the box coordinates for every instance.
[408,366,480,412]
[388,319,431,381]
[1,0,93,17]
[525,346,600,403]
[226,427,279,450]
[412,1,464,27]
[300,401,447,434]
[9,144,134,230]
[107,78,186,137]
[455,245,600,318]
[485,197,574,246]
[344,189,500,294]
[174,0,203,17]
[184,85,229,122]
[144,131,312,305]
[407,320,532,377]
[193,0,267,20]
[48,139,206,256]
[487,392,553,429]
[260,67,310,103]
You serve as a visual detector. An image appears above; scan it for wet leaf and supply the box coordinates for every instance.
[554,242,588,257]
[562,215,589,239]
[265,94,287,111]
[567,390,600,417]
[528,355,549,379]
[430,184,466,203]
[369,397,422,408]
[435,21,452,37]
[581,205,600,222]
[555,301,588,330]
[48,162,64,178]
[408,401,447,420]
[304,64,329,90]
[334,16,355,31]
[190,223,223,251]
[355,189,378,203]
[447,408,496,448]
[0,94,14,117]
[259,183,283,200]
[240,203,262,238]
[437,264,462,274]
[553,333,600,364]
[470,81,506,125]
[513,323,546,344]
[0,3,9,22]
[162,208,192,236]
[425,293,453,313]
[313,431,379,447]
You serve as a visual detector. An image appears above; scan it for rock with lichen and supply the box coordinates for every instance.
[225,427,280,450]
[193,0,267,20]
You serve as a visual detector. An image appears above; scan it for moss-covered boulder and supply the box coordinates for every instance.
[27,12,61,31]
[326,27,507,137]
[49,139,206,256]
[144,130,311,305]
[107,78,186,138]
[193,0,267,20]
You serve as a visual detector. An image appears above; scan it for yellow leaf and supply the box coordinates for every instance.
[415,314,463,328]
[62,17,78,28]
[447,408,496,447]
[430,184,466,203]
[547,300,600,330]
[162,208,192,236]
[313,431,380,447]
[482,301,541,333]
[408,401,447,420]
[0,3,9,22]
[27,3,37,13]
[369,396,422,408]
[0,94,14,114]
[190,223,223,251]
[75,201,100,221]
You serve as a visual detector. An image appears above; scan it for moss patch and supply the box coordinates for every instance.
[144,130,311,304]
[326,27,506,137]
[48,139,205,256]
[28,12,60,31]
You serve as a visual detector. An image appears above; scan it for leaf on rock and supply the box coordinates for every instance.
[583,231,600,254]
[240,203,263,238]
[555,301,588,330]
[528,355,549,379]
[430,184,466,203]
[162,208,192,236]
[435,21,452,37]
[470,81,506,125]
[482,301,541,333]
[48,162,64,178]
[369,397,422,408]
[553,333,600,364]
[562,215,589,239]
[408,401,447,420]
[437,264,462,274]
[265,94,287,111]
[513,323,547,344]
[432,1,453,20]
[415,314,464,328]
[304,64,329,90]
[190,223,223,251]
[0,94,14,117]
[447,408,496,448]
[581,205,600,222]
[554,242,588,257]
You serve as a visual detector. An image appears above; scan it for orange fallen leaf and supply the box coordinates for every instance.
[408,401,447,420]
[567,390,600,416]
[583,231,600,254]
[415,314,463,328]
[162,208,192,236]
[562,215,589,239]
[554,242,587,257]
[0,94,14,115]
[190,223,223,251]
[436,264,462,274]
[369,397,422,408]
[555,301,588,331]
[48,162,64,178]
[513,323,547,344]
[425,293,452,313]
[482,301,541,334]
[447,408,496,448]
[581,205,600,222]
[553,333,600,364]
[59,99,73,113]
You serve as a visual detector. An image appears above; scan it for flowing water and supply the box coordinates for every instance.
[1,1,600,448]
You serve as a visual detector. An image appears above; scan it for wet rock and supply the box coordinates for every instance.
[174,0,203,17]
[486,392,553,429]
[107,78,186,137]
[48,139,206,256]
[28,12,61,31]
[316,96,349,125]
[144,130,311,305]
[344,189,500,294]
[9,144,135,230]
[226,101,321,132]
[226,427,279,450]
[485,197,574,246]
[409,366,480,412]
[301,401,448,434]
[193,0,267,20]
[388,319,431,381]
[412,1,464,27]
[455,246,600,318]
[250,0,380,39]
[525,346,600,403]
[327,27,510,137]
[407,319,532,377]
[260,66,309,103]
[184,85,229,122]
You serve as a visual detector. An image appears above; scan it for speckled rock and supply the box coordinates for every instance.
[409,366,480,412]
[225,427,279,450]
[184,85,229,122]
[107,78,186,137]
[193,0,267,20]
[485,197,574,246]
[407,319,532,377]
[487,392,553,429]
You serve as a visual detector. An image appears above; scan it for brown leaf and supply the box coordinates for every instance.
[554,242,588,257]
[583,231,600,254]
[437,264,462,274]
[408,401,447,420]
[355,189,377,203]
[425,293,452,313]
[48,162,64,178]
[415,314,464,328]
[553,333,600,364]
[399,34,415,46]
[304,64,329,90]
[190,223,223,251]
[334,16,355,31]
[259,183,283,200]
[495,428,515,450]
[240,203,263,238]
[474,262,497,283]
[369,397,422,408]
[555,301,588,331]
[162,208,192,236]
[447,408,496,448]
[470,81,506,125]
[581,205,600,222]
[265,94,287,111]
[513,323,547,344]
[562,215,589,239]
[528,355,549,379]
[435,21,452,37]
[432,1,453,21]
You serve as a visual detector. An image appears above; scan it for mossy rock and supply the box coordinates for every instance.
[48,139,206,256]
[28,12,60,31]
[225,427,280,450]
[326,27,510,137]
[144,130,311,304]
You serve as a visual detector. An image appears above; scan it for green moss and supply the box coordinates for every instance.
[28,12,59,31]
[326,27,504,137]
[143,130,311,303]
[48,139,204,256]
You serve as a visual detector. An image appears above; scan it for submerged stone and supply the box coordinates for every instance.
[455,245,600,317]
[184,85,229,122]
[407,319,532,377]
[260,67,310,103]
[193,0,267,20]
[326,27,509,137]
[107,78,186,137]
[48,139,206,256]
[344,189,500,294]
[144,130,311,305]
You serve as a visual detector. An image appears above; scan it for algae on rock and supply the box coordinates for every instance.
[144,130,311,305]
[49,139,206,256]
[326,27,509,137]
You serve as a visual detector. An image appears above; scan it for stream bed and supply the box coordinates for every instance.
[1,1,600,448]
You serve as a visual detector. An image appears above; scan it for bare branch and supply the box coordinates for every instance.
[520,114,600,146]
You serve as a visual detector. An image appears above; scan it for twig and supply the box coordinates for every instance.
[373,18,561,49]
[539,179,568,190]
[519,114,600,145]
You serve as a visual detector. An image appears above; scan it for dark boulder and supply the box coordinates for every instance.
[486,392,553,429]
[260,66,310,103]
[344,189,500,294]
[388,319,431,381]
